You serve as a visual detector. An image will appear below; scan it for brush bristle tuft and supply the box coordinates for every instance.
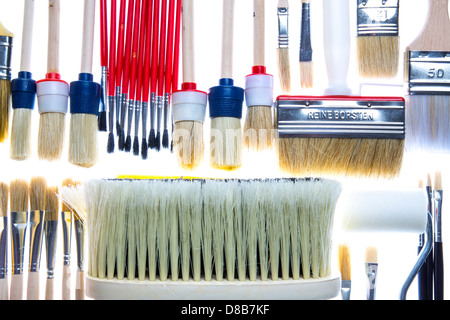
[155,132,161,151]
[365,246,378,264]
[118,129,125,150]
[338,244,351,281]
[357,36,399,78]
[45,186,59,221]
[148,129,156,149]
[30,177,47,211]
[243,106,274,151]
[0,182,8,218]
[277,48,291,93]
[133,136,139,155]
[162,129,169,149]
[107,131,115,153]
[299,61,314,89]
[124,135,131,152]
[141,138,148,159]
[10,179,29,213]
[434,171,443,190]
[0,80,11,143]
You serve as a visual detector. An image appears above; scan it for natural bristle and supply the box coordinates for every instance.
[107,132,115,153]
[10,108,32,160]
[30,177,47,211]
[148,129,156,149]
[427,173,432,187]
[45,186,60,221]
[118,129,125,150]
[365,246,378,264]
[10,179,29,213]
[62,178,76,212]
[210,117,242,170]
[338,244,351,281]
[299,61,314,89]
[173,121,205,170]
[133,136,139,156]
[141,138,148,159]
[162,129,169,149]
[243,106,274,151]
[0,182,8,218]
[38,112,66,161]
[277,48,291,93]
[0,79,11,143]
[357,36,399,78]
[155,132,161,151]
[68,114,99,168]
[0,22,14,37]
[124,135,131,152]
[434,171,443,190]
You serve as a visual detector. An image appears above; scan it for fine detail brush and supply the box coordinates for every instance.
[433,171,444,300]
[338,243,351,300]
[69,0,102,168]
[277,0,290,93]
[0,183,8,300]
[209,0,245,171]
[10,0,36,160]
[356,0,400,79]
[172,0,208,170]
[98,0,108,132]
[299,0,313,88]
[61,179,74,300]
[0,19,13,144]
[243,0,274,152]
[37,0,70,161]
[115,0,127,140]
[106,0,116,153]
[27,177,46,300]
[405,0,450,153]
[9,179,29,300]
[365,245,378,300]
[418,179,429,300]
[44,185,59,300]
[170,0,182,153]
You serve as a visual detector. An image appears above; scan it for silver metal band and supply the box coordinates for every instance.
[408,51,450,95]
[357,0,399,36]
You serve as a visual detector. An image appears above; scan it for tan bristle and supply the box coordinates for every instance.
[427,173,432,188]
[210,117,242,171]
[434,171,443,190]
[0,79,11,143]
[38,112,66,161]
[299,61,313,89]
[68,113,99,168]
[173,121,205,170]
[357,36,399,78]
[45,186,59,221]
[243,106,274,151]
[10,108,33,160]
[30,177,47,211]
[338,244,351,281]
[61,178,79,213]
[10,179,29,213]
[277,48,291,93]
[365,246,378,264]
[418,179,423,189]
[0,182,8,218]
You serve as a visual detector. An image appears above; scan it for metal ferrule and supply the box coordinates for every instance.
[134,101,141,137]
[44,220,58,279]
[61,211,72,267]
[300,2,312,62]
[108,95,115,132]
[277,6,289,48]
[150,93,156,130]
[28,210,45,273]
[163,93,169,130]
[127,99,134,136]
[0,35,13,80]
[357,0,399,36]
[0,217,8,279]
[341,280,351,300]
[74,220,85,272]
[276,98,405,139]
[365,262,378,300]
[10,211,28,275]
[142,101,148,137]
[156,96,162,132]
[434,190,443,243]
[115,87,121,126]
[100,67,107,113]
[120,93,127,128]
[407,51,450,95]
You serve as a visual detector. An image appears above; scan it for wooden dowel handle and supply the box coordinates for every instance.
[47,0,61,73]
[182,0,195,83]
[253,0,264,66]
[81,0,96,74]
[221,0,235,79]
[20,0,35,72]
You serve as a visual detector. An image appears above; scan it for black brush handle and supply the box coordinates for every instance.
[426,245,434,300]
[434,241,444,300]
[418,243,428,300]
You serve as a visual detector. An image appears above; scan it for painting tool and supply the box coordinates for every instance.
[299,0,313,88]
[356,0,400,79]
[115,0,127,139]
[9,179,29,300]
[37,0,70,161]
[172,0,207,170]
[0,19,13,143]
[209,0,244,171]
[338,243,351,300]
[243,0,274,152]
[10,0,36,160]
[433,171,444,300]
[98,0,108,132]
[365,245,378,300]
[418,178,431,300]
[0,182,8,300]
[44,185,59,300]
[148,0,160,150]
[27,177,46,300]
[276,0,405,179]
[106,0,116,153]
[405,0,450,153]
[61,179,75,300]
[276,0,290,93]
[170,0,182,153]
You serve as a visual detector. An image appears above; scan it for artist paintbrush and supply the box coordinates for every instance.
[0,182,8,300]
[0,19,13,144]
[148,0,160,150]
[98,0,108,132]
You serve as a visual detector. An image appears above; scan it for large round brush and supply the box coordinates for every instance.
[244,0,274,152]
[208,0,244,171]
[37,0,70,161]
[68,0,101,168]
[172,0,208,170]
[10,0,36,160]
[0,20,13,143]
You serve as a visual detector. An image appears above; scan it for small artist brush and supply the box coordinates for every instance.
[0,183,8,300]
[61,178,74,300]
[433,171,444,300]
[44,185,59,300]
[98,0,108,132]
[365,245,378,300]
[10,0,36,160]
[115,0,127,139]
[170,0,182,153]
[299,0,313,88]
[0,19,13,144]
[27,177,46,300]
[277,0,290,93]
[9,179,29,300]
[148,0,160,150]
[106,0,116,153]
[418,177,433,300]
[338,243,351,300]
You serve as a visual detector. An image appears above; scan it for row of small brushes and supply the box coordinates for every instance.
[0,178,85,300]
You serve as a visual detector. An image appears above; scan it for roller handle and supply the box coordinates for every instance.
[81,0,96,74]
[27,271,40,300]
[10,274,23,300]
[253,0,265,67]
[221,0,235,79]
[20,0,35,73]
[434,241,444,300]
[48,0,61,73]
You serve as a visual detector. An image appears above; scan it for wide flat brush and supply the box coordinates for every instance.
[9,179,29,300]
[433,171,444,300]
[0,20,13,143]
[338,243,351,300]
[0,183,8,300]
[98,0,108,132]
[299,0,313,88]
[44,186,59,300]
[10,0,36,160]
[276,0,290,93]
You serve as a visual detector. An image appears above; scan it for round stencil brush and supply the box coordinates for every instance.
[37,0,70,161]
[68,0,101,168]
[208,0,244,171]
[10,0,36,160]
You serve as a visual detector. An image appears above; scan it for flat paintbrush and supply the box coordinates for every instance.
[0,20,13,144]
[338,243,351,300]
[61,178,74,300]
[277,0,290,93]
[433,171,444,300]
[0,183,8,300]
[44,186,59,300]
[299,0,313,88]
[365,245,378,300]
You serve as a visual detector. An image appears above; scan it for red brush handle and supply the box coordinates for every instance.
[100,0,108,67]
[107,0,116,96]
[142,0,154,102]
[115,0,127,89]
[150,0,160,94]
[172,0,182,93]
[121,0,136,95]
[165,0,176,95]
[135,0,149,102]
[157,0,168,97]
[128,0,142,101]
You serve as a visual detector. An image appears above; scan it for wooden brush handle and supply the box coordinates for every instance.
[182,0,195,83]
[45,277,54,300]
[253,0,265,66]
[10,274,23,300]
[20,0,35,72]
[27,272,40,300]
[81,0,96,74]
[221,0,235,79]
[48,0,61,73]
[0,278,8,300]
[407,0,450,51]
[62,265,71,300]
[75,270,85,300]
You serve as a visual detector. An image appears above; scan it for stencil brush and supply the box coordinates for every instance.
[98,0,108,132]
[277,0,290,93]
[299,0,313,88]
[10,0,36,160]
[106,0,116,153]
[148,0,160,149]
[44,186,59,300]
[0,20,13,143]
[0,183,8,300]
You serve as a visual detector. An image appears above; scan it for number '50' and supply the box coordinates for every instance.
[428,68,445,78]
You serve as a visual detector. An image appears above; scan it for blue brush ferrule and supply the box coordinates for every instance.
[11,71,36,110]
[208,78,244,119]
[69,73,101,115]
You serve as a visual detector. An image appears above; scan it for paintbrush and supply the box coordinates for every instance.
[9,179,29,300]
[44,185,59,300]
[37,0,70,161]
[243,0,274,152]
[299,0,313,88]
[418,178,433,300]
[61,178,75,300]
[277,0,290,93]
[433,171,444,300]
[27,177,46,300]
[98,0,108,132]
[0,182,8,300]
[356,0,400,79]
[338,243,351,300]
[115,0,127,140]
[365,245,378,300]
[0,20,13,144]
[69,0,101,168]
[10,0,36,160]
[170,0,182,153]
[148,0,160,150]
[105,0,115,153]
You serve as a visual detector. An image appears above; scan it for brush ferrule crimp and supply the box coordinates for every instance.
[115,87,121,127]
[408,51,450,95]
[11,211,28,275]
[100,66,107,113]
[134,101,141,137]
[433,190,443,243]
[365,262,378,300]
[61,211,72,267]
[0,35,13,80]
[0,217,8,279]
[108,95,115,131]
[120,93,127,128]
[276,97,405,139]
[341,280,351,300]
[45,219,58,278]
[127,100,134,136]
[163,93,170,130]
[150,92,156,129]
[300,2,312,62]
[141,101,148,137]
[156,96,163,131]
[357,0,399,36]
[277,6,289,48]
[28,210,45,272]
